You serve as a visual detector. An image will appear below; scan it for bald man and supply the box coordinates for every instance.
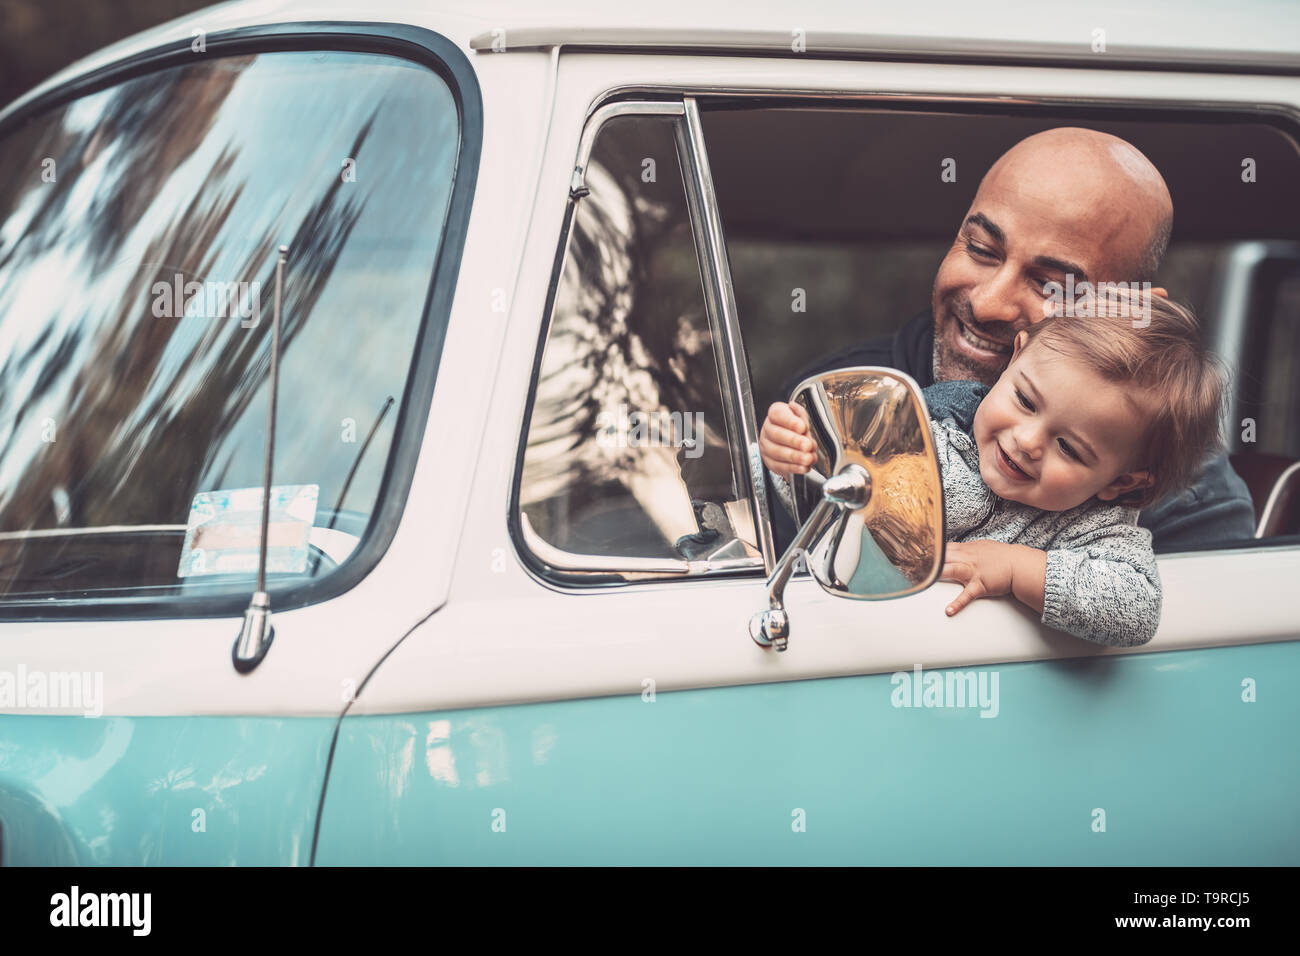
[760,127,1256,553]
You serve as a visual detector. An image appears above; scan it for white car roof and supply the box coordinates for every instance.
[3,0,1299,122]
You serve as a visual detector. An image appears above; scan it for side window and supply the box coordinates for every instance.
[0,48,463,610]
[701,104,1300,552]
[516,111,761,577]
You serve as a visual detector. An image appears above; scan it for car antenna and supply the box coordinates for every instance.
[233,244,288,674]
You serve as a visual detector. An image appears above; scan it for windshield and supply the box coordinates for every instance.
[0,49,457,604]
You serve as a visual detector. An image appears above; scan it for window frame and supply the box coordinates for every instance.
[509,97,775,585]
[694,88,1300,560]
[0,22,482,621]
[513,85,1300,588]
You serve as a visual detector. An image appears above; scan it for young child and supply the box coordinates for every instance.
[761,291,1227,647]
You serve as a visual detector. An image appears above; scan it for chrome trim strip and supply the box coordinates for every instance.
[590,85,1300,125]
[571,99,682,194]
[466,28,1300,75]
[672,111,743,518]
[677,96,777,574]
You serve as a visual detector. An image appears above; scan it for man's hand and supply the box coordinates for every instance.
[941,540,1047,617]
[759,402,816,478]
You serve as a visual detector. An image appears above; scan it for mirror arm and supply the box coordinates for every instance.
[750,465,871,652]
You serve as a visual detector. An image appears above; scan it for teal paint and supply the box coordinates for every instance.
[0,716,334,865]
[316,643,1300,865]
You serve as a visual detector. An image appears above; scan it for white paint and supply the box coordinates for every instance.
[0,15,555,718]
[355,49,1300,714]
[0,2,1296,720]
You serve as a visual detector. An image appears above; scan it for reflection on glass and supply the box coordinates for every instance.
[0,51,457,600]
[793,370,943,597]
[519,115,758,569]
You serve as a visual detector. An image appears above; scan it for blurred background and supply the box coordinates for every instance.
[0,0,210,107]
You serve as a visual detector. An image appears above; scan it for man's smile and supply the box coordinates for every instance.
[952,312,1014,356]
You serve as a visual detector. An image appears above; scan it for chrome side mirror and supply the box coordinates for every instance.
[750,367,944,650]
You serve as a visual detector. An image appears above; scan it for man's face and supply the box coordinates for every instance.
[930,160,1147,385]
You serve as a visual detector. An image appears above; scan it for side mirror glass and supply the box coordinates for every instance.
[751,367,944,650]
[792,368,945,598]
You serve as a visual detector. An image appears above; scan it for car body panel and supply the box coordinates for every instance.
[8,0,1298,130]
[351,50,1300,718]
[318,641,1300,865]
[326,45,1300,865]
[0,715,333,865]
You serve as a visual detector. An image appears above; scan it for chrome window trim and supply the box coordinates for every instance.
[467,29,1300,77]
[570,99,683,194]
[512,98,767,583]
[676,96,777,574]
[591,84,1300,126]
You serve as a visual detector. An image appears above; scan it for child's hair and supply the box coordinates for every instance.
[1020,287,1226,508]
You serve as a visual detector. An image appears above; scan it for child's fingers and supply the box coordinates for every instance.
[939,559,971,584]
[767,402,809,435]
[945,577,986,617]
[759,434,815,475]
[759,406,817,475]
[764,422,813,454]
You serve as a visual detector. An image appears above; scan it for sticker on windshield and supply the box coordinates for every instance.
[177,484,319,578]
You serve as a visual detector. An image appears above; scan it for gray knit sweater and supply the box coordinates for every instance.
[766,380,1161,646]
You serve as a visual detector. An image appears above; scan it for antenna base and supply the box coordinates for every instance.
[233,591,275,673]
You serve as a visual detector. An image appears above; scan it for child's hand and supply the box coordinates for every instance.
[759,402,816,477]
[940,540,1020,616]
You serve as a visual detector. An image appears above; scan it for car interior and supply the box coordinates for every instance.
[700,102,1300,545]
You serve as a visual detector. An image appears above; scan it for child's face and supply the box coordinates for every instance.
[972,332,1154,512]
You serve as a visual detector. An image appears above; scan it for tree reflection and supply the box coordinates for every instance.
[0,51,451,597]
[521,115,750,559]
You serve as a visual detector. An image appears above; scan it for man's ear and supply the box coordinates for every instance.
[1010,329,1030,360]
[1096,470,1153,502]
[1151,287,1168,299]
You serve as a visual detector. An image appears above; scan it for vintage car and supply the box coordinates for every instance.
[0,0,1297,865]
